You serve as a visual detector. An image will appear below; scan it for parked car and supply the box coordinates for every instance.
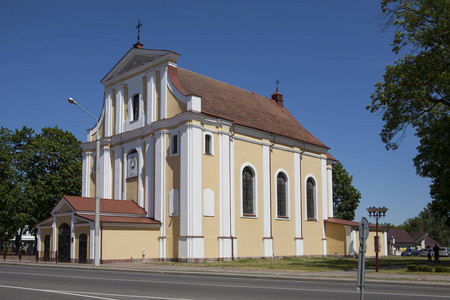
[401,249,420,256]
[419,249,428,257]
[439,247,448,257]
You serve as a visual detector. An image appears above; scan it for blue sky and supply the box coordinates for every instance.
[0,0,431,225]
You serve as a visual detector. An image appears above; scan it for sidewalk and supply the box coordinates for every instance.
[2,260,450,286]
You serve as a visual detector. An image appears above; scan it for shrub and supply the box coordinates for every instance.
[435,266,450,273]
[407,265,432,272]
[407,265,417,272]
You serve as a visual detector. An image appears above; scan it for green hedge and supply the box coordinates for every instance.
[407,264,449,273]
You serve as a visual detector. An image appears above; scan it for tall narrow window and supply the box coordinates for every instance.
[242,166,254,215]
[133,94,139,121]
[170,133,179,156]
[205,134,211,155]
[307,177,316,219]
[277,172,287,217]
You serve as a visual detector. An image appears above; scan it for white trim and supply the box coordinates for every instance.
[321,158,328,221]
[304,174,318,220]
[159,66,168,120]
[274,168,290,220]
[262,145,271,236]
[144,136,155,218]
[203,188,214,217]
[81,152,89,197]
[294,152,302,240]
[113,146,123,199]
[240,162,258,218]
[145,71,156,125]
[104,89,113,137]
[114,84,125,135]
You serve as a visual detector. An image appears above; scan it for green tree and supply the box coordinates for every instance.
[367,0,449,220]
[332,161,362,221]
[0,126,82,249]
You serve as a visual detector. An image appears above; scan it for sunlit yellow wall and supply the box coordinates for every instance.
[202,128,220,258]
[102,226,160,260]
[126,177,138,203]
[326,223,346,256]
[234,136,264,257]
[356,230,387,257]
[166,88,186,119]
[74,225,91,260]
[165,132,181,259]
[271,147,296,256]
[300,153,323,255]
[39,228,53,252]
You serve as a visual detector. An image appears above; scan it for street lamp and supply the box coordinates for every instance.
[367,206,388,272]
[68,98,101,266]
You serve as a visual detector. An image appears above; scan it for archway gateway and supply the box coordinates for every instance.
[58,223,70,262]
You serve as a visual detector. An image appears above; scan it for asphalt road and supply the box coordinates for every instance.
[0,264,449,300]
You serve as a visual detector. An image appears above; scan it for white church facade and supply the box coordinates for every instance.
[36,42,387,263]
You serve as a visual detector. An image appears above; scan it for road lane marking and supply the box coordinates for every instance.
[0,284,191,300]
[0,270,448,298]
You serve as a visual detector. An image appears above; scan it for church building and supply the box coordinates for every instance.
[36,42,388,263]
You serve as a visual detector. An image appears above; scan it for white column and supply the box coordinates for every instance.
[115,84,125,135]
[122,150,127,200]
[52,217,57,253]
[179,124,203,260]
[81,152,89,197]
[89,224,95,260]
[145,136,155,218]
[262,144,273,258]
[137,140,145,208]
[154,131,166,259]
[113,146,123,200]
[294,152,303,256]
[146,71,156,125]
[321,157,327,256]
[100,147,112,199]
[104,89,113,137]
[70,215,75,261]
[37,227,41,252]
[218,130,232,259]
[327,165,333,218]
[383,231,388,257]
[159,66,168,120]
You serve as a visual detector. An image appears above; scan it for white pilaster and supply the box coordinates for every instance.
[294,152,303,255]
[145,136,155,218]
[82,152,89,197]
[154,131,166,259]
[218,130,232,259]
[52,217,56,252]
[179,124,204,259]
[89,224,95,260]
[146,71,156,125]
[37,227,41,252]
[321,157,327,256]
[104,89,113,137]
[115,84,125,135]
[113,146,123,199]
[70,215,75,261]
[262,144,273,258]
[137,140,145,208]
[327,165,333,218]
[159,67,168,120]
[383,231,388,257]
[100,147,112,199]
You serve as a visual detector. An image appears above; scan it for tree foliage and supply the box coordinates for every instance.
[332,161,362,221]
[368,0,449,221]
[400,204,449,246]
[0,126,82,247]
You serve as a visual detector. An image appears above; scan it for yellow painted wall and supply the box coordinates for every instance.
[233,137,264,257]
[166,88,186,119]
[39,228,53,252]
[271,147,296,256]
[202,129,220,258]
[357,230,387,257]
[126,177,138,203]
[165,133,181,259]
[326,223,346,256]
[101,226,160,260]
[74,225,91,260]
[300,153,324,255]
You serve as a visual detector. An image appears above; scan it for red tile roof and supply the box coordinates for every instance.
[63,196,147,215]
[387,229,415,243]
[170,66,328,149]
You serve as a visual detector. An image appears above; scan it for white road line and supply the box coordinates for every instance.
[0,284,191,300]
[0,270,448,298]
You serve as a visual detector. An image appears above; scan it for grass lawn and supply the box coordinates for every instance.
[147,256,450,274]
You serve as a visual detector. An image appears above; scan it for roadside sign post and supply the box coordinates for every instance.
[357,217,369,300]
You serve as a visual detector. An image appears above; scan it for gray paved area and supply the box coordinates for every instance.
[2,259,449,286]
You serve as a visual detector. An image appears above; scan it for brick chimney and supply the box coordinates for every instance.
[271,91,283,107]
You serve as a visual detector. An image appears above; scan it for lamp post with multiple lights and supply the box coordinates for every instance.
[366,206,388,272]
[68,98,101,266]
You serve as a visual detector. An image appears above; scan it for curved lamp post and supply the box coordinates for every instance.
[367,206,388,272]
[68,98,100,266]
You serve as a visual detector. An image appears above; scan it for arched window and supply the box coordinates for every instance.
[205,134,212,155]
[242,166,255,215]
[307,177,316,219]
[277,172,287,218]
[133,94,139,121]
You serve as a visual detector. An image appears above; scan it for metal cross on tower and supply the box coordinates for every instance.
[136,20,143,43]
[276,79,280,92]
